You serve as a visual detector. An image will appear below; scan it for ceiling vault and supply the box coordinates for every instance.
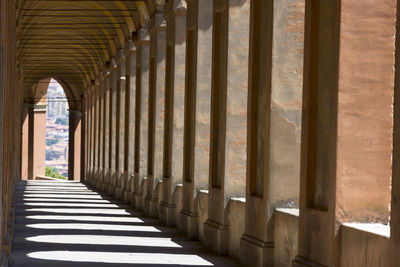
[18,0,153,100]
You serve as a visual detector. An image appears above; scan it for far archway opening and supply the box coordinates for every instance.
[21,77,81,181]
[45,79,70,179]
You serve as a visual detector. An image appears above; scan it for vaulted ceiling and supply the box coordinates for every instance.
[18,0,161,104]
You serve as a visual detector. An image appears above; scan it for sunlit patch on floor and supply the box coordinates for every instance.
[26,235,182,247]
[23,208,132,215]
[25,215,144,223]
[22,202,122,208]
[26,251,214,265]
[25,223,161,232]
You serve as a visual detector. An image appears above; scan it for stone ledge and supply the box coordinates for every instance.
[342,222,390,238]
[340,223,390,266]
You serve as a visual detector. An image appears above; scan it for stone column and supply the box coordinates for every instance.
[294,0,395,266]
[123,39,137,204]
[68,110,82,181]
[95,79,102,187]
[91,80,99,186]
[144,13,166,218]
[87,83,94,184]
[29,104,47,180]
[392,1,400,265]
[116,50,127,199]
[240,1,304,266]
[159,0,186,227]
[27,105,34,180]
[108,60,118,196]
[102,63,111,192]
[180,0,213,239]
[133,29,150,210]
[204,0,250,255]
[96,73,104,187]
[82,93,88,182]
[21,105,30,180]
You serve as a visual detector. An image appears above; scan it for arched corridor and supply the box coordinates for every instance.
[0,0,400,266]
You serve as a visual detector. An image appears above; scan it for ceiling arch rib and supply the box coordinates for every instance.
[19,0,146,98]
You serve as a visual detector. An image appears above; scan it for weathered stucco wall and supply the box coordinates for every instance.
[336,0,395,223]
[269,0,304,210]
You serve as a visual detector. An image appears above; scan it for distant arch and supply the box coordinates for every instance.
[21,78,82,181]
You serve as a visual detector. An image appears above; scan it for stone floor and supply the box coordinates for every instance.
[11,180,240,267]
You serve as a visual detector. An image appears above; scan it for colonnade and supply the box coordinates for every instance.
[20,77,82,182]
[83,1,304,265]
[83,0,400,266]
[0,0,398,265]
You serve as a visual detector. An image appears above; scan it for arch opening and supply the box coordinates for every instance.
[45,79,70,179]
[21,77,82,181]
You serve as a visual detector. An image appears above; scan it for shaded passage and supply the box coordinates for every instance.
[11,181,239,267]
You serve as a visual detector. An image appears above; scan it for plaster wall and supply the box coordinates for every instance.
[102,73,110,189]
[109,67,118,194]
[223,0,249,200]
[126,50,137,198]
[21,110,29,180]
[180,0,212,239]
[335,0,395,223]
[191,0,212,195]
[269,0,303,215]
[138,41,150,191]
[32,110,46,179]
[117,56,127,193]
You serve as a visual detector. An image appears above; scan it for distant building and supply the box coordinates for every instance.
[45,79,69,177]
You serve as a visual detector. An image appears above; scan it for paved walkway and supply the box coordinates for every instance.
[11,180,239,267]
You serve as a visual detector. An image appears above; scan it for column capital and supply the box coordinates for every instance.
[164,0,187,21]
[23,103,34,111]
[148,12,166,34]
[32,104,47,113]
[104,61,111,77]
[111,58,118,69]
[98,72,105,83]
[118,48,126,63]
[135,28,150,46]
[126,39,136,55]
[69,109,82,117]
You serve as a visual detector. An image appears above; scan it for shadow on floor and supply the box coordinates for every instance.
[10,181,240,267]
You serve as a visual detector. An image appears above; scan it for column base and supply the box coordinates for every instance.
[115,172,124,200]
[144,196,158,218]
[133,193,144,211]
[87,170,93,186]
[94,169,100,188]
[106,181,115,196]
[240,234,274,267]
[99,181,108,193]
[293,256,326,267]
[115,187,124,200]
[123,190,131,204]
[159,201,176,226]
[204,219,229,255]
[179,209,198,240]
[122,173,133,204]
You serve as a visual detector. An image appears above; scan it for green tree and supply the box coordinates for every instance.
[45,166,66,180]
